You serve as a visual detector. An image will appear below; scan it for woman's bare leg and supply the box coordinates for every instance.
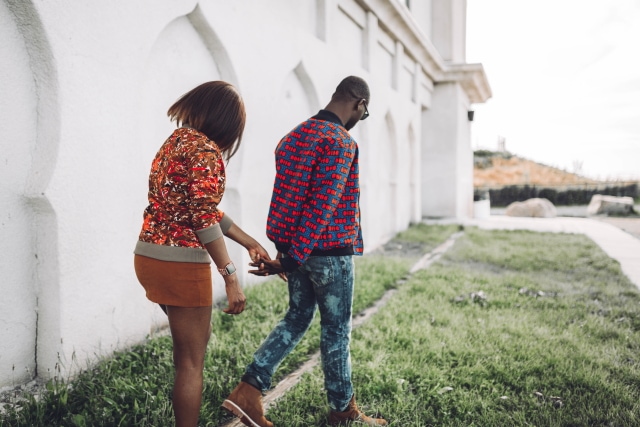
[166,305,212,427]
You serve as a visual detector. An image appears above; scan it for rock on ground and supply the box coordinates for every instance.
[506,198,557,218]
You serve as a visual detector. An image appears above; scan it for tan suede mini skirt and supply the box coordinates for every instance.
[134,255,213,307]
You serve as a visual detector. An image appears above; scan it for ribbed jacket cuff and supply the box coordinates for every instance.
[280,256,300,272]
[195,223,223,244]
[219,214,233,234]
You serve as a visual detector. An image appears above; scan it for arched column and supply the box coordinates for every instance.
[407,124,421,223]
[1,0,61,386]
[384,112,399,235]
[137,5,244,306]
[273,61,319,137]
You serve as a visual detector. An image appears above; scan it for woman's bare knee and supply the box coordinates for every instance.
[166,305,212,367]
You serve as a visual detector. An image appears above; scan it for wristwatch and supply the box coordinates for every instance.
[218,262,237,276]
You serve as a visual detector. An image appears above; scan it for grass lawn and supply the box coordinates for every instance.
[2,223,639,426]
[270,227,640,426]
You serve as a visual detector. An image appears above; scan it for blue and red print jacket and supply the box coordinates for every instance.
[267,110,363,269]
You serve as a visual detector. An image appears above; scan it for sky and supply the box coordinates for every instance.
[466,0,640,181]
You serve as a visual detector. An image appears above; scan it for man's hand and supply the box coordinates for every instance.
[275,251,288,282]
[222,275,246,315]
[249,257,285,277]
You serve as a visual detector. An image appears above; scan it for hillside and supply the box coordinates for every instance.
[474,151,599,188]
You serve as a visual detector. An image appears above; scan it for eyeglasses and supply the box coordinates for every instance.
[360,100,369,121]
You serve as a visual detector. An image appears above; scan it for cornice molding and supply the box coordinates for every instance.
[440,62,492,103]
[354,0,492,103]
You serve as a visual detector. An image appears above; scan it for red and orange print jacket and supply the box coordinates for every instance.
[134,127,232,264]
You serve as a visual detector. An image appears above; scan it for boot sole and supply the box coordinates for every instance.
[221,399,262,427]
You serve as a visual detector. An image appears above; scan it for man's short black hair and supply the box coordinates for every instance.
[332,76,370,103]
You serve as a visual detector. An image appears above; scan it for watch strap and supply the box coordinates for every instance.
[217,261,236,276]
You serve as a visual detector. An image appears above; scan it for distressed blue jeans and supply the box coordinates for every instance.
[244,255,354,412]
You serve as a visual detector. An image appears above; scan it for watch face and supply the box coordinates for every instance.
[226,263,236,275]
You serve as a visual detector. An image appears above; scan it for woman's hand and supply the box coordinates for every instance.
[224,223,272,263]
[222,275,246,315]
[247,242,271,263]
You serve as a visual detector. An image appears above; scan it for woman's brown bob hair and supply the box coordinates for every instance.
[167,81,246,159]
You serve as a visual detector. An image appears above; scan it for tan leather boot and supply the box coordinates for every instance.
[328,394,388,426]
[221,381,274,427]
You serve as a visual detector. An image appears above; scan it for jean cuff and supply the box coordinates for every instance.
[241,374,264,395]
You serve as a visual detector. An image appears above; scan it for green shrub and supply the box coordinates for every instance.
[477,183,639,207]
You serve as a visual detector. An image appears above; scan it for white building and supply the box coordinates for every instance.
[0,0,490,389]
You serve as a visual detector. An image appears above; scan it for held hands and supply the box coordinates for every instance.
[223,242,284,315]
[243,236,286,281]
[249,256,286,278]
[247,243,271,264]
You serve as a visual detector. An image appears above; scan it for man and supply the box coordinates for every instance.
[221,76,387,426]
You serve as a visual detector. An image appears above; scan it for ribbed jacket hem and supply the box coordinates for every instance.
[134,241,211,264]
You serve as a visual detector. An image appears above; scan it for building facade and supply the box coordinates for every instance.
[0,0,490,388]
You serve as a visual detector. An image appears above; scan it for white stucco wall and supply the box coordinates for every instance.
[432,0,467,63]
[0,0,489,389]
[0,0,39,386]
[421,82,474,218]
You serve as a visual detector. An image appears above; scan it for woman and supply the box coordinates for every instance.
[134,81,270,427]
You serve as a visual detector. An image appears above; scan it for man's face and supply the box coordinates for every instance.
[344,116,359,131]
[344,99,369,130]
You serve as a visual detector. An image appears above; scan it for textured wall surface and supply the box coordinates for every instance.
[0,0,488,389]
